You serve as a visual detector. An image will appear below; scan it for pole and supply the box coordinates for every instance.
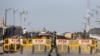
[19,12,23,36]
[86,0,91,32]
[5,9,7,26]
[13,10,15,26]
[20,12,22,27]
[5,8,12,26]
[24,17,25,28]
[13,10,17,26]
[23,11,28,28]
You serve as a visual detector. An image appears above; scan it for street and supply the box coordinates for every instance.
[1,52,99,56]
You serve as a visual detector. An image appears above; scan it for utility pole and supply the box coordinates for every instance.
[19,10,28,28]
[84,17,88,32]
[5,8,12,26]
[13,10,17,26]
[86,0,91,32]
[84,22,86,31]
[19,11,24,36]
[82,22,87,35]
[23,11,28,28]
[19,11,23,27]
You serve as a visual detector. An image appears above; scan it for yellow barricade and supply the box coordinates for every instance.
[45,39,70,53]
[79,39,92,53]
[30,38,97,54]
[90,39,97,54]
[3,38,97,54]
[21,38,33,50]
[32,39,46,52]
[19,38,47,54]
[9,38,20,52]
[78,39,97,54]
[3,38,10,52]
[45,39,51,52]
[20,38,33,54]
[68,39,80,53]
[56,39,69,53]
[3,38,20,52]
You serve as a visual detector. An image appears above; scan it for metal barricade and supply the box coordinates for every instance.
[79,39,92,54]
[68,39,80,53]
[3,38,10,52]
[3,38,21,52]
[3,38,97,54]
[45,39,51,52]
[56,39,69,53]
[32,39,46,52]
[90,39,97,54]
[20,38,33,54]
[78,39,97,54]
[9,38,20,52]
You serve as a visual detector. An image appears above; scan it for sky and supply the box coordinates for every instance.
[0,0,100,33]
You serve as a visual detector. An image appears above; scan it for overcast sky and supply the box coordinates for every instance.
[0,0,100,33]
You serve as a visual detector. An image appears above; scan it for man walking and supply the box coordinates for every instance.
[48,31,60,56]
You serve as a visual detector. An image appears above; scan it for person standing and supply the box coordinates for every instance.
[48,31,60,56]
[23,28,27,38]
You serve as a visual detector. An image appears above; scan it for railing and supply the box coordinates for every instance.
[3,38,97,54]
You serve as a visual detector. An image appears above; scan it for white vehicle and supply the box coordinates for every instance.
[89,34,100,40]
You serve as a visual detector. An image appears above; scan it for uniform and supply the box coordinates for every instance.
[48,31,60,56]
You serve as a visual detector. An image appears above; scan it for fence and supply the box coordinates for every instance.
[3,38,97,54]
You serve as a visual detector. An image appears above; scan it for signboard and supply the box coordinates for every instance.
[33,39,46,44]
[56,39,69,44]
[79,39,92,44]
[9,38,20,44]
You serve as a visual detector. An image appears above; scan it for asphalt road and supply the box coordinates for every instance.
[0,46,100,56]
[0,52,100,56]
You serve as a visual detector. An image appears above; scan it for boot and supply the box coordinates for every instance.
[48,54,51,56]
[57,53,61,56]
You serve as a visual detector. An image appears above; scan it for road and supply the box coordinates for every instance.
[0,46,100,56]
[0,52,100,56]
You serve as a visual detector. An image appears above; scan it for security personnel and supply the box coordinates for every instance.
[48,31,60,56]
